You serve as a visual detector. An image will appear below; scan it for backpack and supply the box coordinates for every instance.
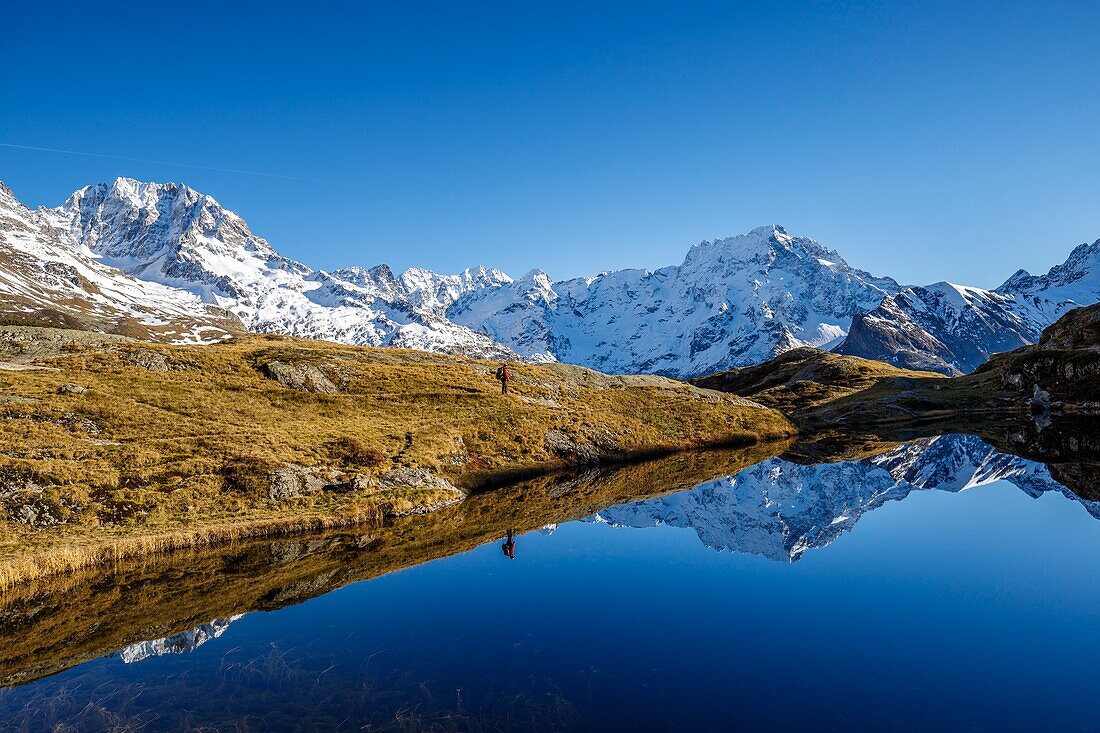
[496,366,505,381]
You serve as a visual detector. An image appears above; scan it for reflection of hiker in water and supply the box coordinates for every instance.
[501,528,516,559]
[496,363,511,395]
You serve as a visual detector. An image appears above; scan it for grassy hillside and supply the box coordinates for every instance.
[691,346,945,412]
[0,329,792,586]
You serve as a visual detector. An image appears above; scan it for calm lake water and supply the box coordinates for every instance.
[2,434,1099,732]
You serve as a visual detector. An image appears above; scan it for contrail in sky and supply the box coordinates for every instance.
[0,142,325,183]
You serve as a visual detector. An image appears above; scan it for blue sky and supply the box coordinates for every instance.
[4,1,1098,287]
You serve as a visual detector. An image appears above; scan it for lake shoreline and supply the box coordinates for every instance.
[0,430,793,593]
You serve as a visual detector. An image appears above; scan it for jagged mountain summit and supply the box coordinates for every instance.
[0,182,240,342]
[836,240,1100,374]
[595,434,1099,562]
[449,225,902,376]
[5,177,1097,376]
[4,178,906,374]
[37,178,519,358]
[115,615,243,664]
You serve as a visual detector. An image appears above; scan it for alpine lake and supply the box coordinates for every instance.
[2,422,1098,733]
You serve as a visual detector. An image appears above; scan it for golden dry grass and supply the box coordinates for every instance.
[0,333,793,587]
[692,346,946,412]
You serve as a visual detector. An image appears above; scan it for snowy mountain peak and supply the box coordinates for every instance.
[448,225,901,376]
[0,180,239,341]
[682,225,852,274]
[597,434,1100,562]
[997,239,1100,295]
[838,235,1100,374]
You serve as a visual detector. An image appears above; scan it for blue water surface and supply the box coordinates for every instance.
[2,467,1099,731]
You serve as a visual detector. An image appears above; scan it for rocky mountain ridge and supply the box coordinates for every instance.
[2,177,1097,376]
[836,241,1100,374]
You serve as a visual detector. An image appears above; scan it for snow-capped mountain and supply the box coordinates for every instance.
[5,179,905,373]
[595,434,1100,561]
[449,225,902,376]
[0,182,239,342]
[37,178,519,358]
[115,615,243,664]
[6,177,1097,376]
[836,240,1100,374]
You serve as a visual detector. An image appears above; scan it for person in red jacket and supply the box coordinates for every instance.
[501,528,516,559]
[495,362,511,395]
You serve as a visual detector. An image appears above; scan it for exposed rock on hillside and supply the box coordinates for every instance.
[261,361,341,394]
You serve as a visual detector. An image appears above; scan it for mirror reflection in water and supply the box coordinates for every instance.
[2,427,1099,732]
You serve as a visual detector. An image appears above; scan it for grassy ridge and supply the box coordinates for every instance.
[0,333,793,586]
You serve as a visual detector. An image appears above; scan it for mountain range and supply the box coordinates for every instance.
[1,177,1096,376]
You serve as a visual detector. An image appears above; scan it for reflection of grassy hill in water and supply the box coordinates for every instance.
[0,330,792,588]
[0,441,788,688]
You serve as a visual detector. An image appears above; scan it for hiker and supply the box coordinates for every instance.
[501,528,516,560]
[495,362,511,395]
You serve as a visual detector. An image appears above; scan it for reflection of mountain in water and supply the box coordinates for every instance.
[596,435,1100,561]
[115,616,243,664]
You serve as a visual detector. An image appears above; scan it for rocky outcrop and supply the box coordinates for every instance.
[123,349,172,372]
[982,304,1100,405]
[545,429,601,464]
[268,464,329,501]
[1,482,74,528]
[261,361,340,394]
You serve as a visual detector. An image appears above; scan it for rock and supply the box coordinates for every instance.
[0,395,40,405]
[261,361,339,394]
[1,484,70,527]
[379,467,461,493]
[268,464,327,501]
[58,383,86,395]
[324,474,377,494]
[57,413,101,435]
[520,396,561,408]
[545,429,601,464]
[125,349,171,372]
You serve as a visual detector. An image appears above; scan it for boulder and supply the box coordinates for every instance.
[261,361,339,394]
[268,464,327,501]
[125,349,171,372]
[1,484,70,528]
[324,474,377,494]
[58,383,87,395]
[545,429,601,464]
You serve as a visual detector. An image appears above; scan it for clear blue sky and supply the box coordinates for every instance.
[4,1,1098,288]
